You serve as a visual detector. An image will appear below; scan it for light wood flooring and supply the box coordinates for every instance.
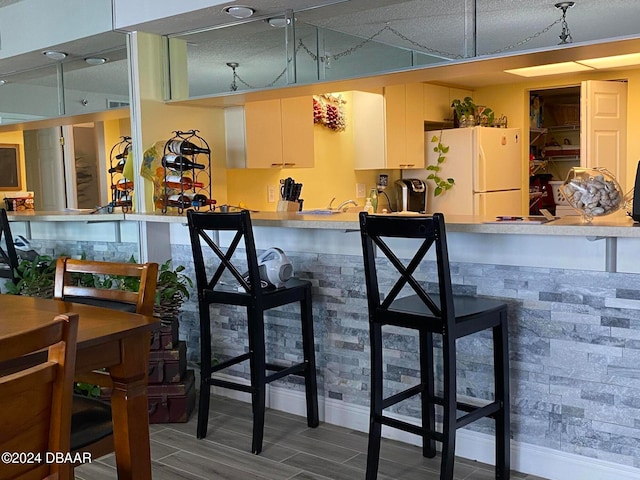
[76,395,550,480]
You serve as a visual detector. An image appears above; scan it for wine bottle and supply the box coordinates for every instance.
[165,194,194,208]
[162,154,206,171]
[114,195,132,207]
[111,178,134,191]
[168,139,210,156]
[108,158,126,174]
[192,194,217,207]
[164,175,204,190]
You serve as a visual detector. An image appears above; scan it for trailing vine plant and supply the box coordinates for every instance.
[427,131,455,196]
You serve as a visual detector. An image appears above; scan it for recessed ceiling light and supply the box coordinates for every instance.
[267,17,291,28]
[43,50,68,60]
[504,61,593,77]
[85,57,107,66]
[0,80,7,86]
[223,5,255,19]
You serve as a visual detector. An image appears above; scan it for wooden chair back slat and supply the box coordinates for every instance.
[0,313,79,480]
[54,257,158,316]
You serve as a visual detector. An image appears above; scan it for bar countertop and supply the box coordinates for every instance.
[127,210,640,238]
[7,209,640,238]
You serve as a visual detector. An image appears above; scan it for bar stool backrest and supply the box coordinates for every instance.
[0,208,19,283]
[187,210,265,299]
[359,212,456,333]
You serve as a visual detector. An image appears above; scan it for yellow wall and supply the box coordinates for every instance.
[474,68,640,194]
[0,130,26,201]
[132,32,228,211]
[226,91,398,212]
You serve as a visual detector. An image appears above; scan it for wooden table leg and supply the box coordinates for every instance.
[108,332,152,480]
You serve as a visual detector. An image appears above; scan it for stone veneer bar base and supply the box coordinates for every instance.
[170,240,640,479]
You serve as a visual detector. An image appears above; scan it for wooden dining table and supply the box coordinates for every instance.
[0,294,159,480]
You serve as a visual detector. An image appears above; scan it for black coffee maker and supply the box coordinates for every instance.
[395,179,427,213]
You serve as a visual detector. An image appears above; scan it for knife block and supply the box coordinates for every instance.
[277,200,300,212]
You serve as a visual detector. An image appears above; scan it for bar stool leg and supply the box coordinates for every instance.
[420,330,437,458]
[494,311,511,480]
[248,307,267,454]
[440,335,457,480]
[365,321,383,480]
[301,287,319,427]
[197,301,212,439]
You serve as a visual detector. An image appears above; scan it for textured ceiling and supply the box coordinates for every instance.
[1,1,640,98]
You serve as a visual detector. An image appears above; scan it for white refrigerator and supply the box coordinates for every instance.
[407,127,523,217]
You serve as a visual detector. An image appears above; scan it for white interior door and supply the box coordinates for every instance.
[24,128,66,211]
[581,80,628,189]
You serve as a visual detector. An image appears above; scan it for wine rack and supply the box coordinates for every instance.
[108,136,132,213]
[161,130,213,214]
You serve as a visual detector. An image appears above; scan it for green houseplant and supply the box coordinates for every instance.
[427,132,455,196]
[451,97,495,127]
[4,254,56,298]
[451,96,477,127]
[153,259,193,324]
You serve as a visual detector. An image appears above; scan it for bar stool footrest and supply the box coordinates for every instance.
[379,414,444,442]
[265,362,307,383]
[210,352,252,373]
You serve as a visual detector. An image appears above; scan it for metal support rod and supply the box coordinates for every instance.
[463,0,477,58]
[605,237,617,273]
[285,9,297,85]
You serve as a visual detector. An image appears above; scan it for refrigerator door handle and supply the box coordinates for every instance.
[476,144,486,192]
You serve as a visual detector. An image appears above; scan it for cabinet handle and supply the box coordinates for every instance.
[271,163,282,167]
[399,164,416,168]
[283,163,296,167]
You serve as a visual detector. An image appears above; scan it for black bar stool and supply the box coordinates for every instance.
[187,210,319,454]
[0,209,19,284]
[359,212,510,480]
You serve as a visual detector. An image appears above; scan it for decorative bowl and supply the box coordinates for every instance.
[559,167,624,222]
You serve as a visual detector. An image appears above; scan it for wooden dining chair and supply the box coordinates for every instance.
[0,208,19,284]
[0,313,79,480]
[53,257,158,464]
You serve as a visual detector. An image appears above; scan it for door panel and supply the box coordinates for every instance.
[581,80,628,189]
[24,128,65,211]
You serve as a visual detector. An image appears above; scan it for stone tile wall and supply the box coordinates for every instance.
[171,243,640,468]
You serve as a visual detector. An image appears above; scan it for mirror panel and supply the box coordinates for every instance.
[0,65,61,123]
[63,48,130,116]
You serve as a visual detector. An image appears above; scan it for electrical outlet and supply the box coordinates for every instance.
[267,185,277,203]
[356,183,366,198]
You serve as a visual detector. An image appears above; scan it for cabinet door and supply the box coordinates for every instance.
[224,106,247,168]
[384,84,407,169]
[245,99,283,168]
[404,83,425,169]
[281,96,314,168]
[581,80,628,187]
[352,90,385,170]
[423,83,450,123]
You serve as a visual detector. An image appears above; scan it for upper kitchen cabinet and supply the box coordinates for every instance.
[384,83,424,169]
[352,84,425,170]
[225,97,314,169]
[422,84,473,125]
